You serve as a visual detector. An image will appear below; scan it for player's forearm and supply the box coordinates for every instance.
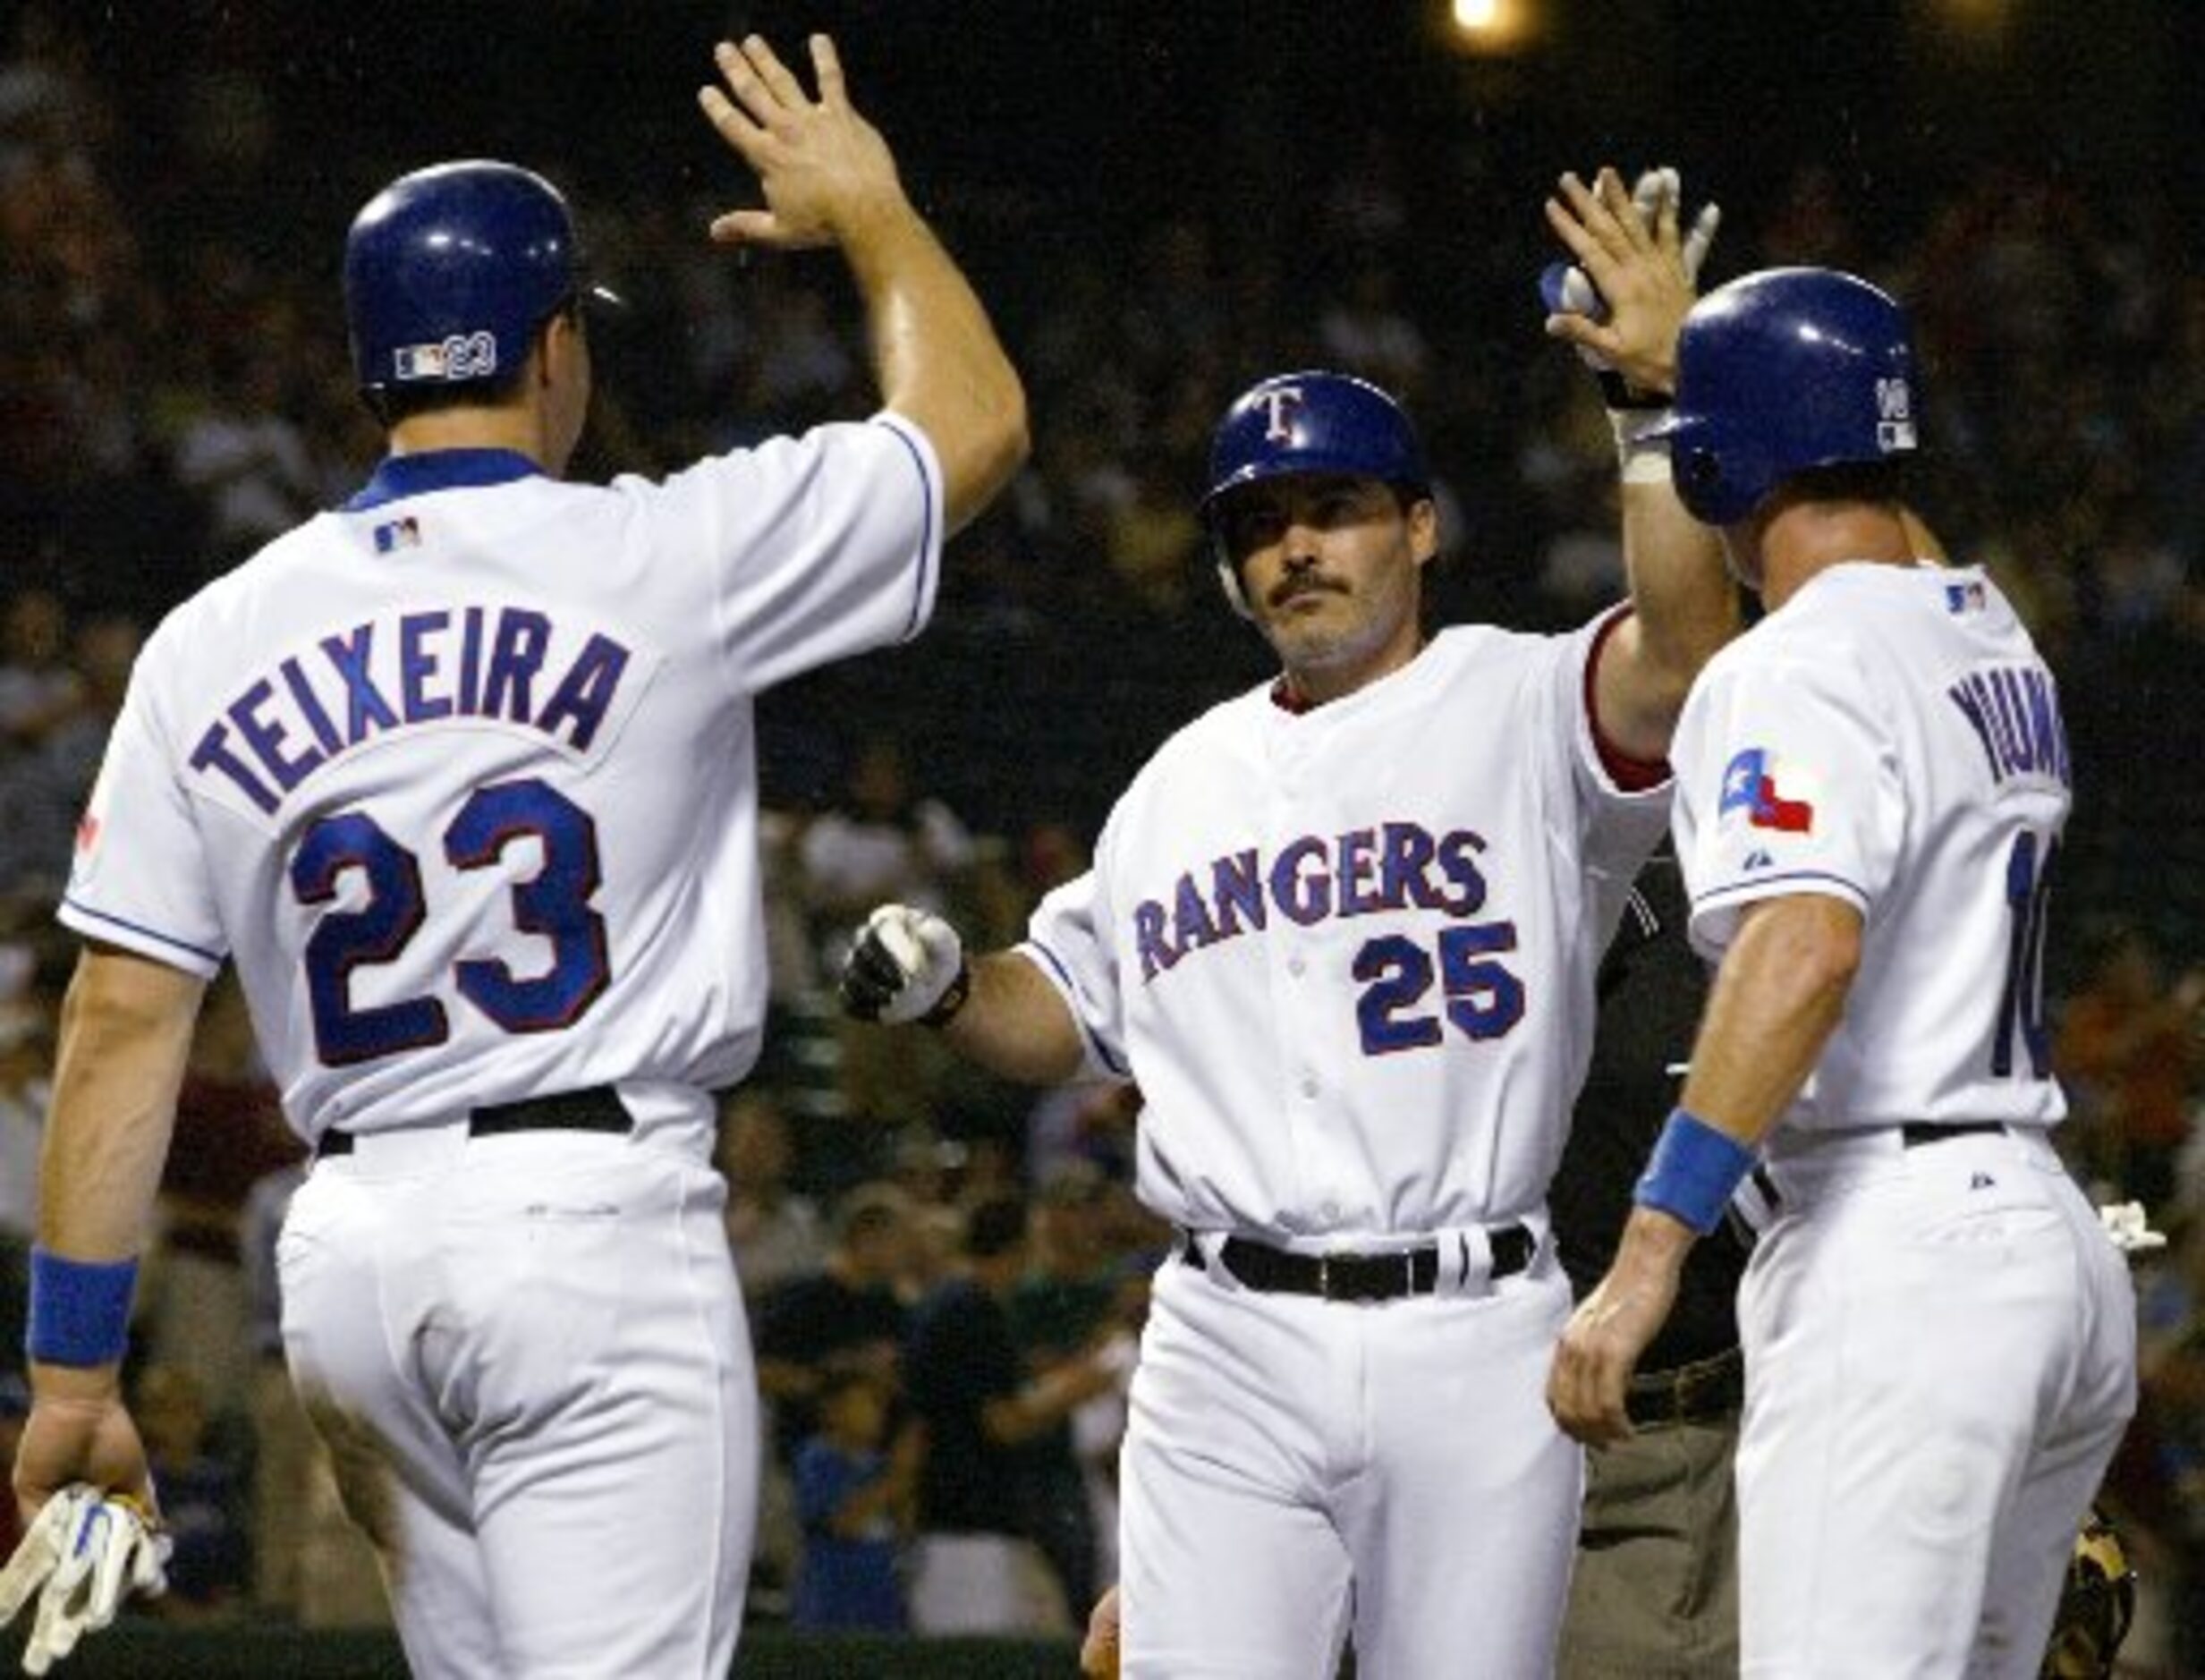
[38,947,205,1263]
[1675,895,1860,1147]
[1597,482,1738,761]
[843,200,1029,534]
[938,951,1087,1085]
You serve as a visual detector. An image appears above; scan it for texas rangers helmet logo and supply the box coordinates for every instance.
[1260,386,1305,442]
[1718,747,1815,834]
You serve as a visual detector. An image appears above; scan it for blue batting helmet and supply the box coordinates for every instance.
[344,160,588,403]
[1200,370,1431,617]
[1201,370,1430,521]
[1653,267,1921,527]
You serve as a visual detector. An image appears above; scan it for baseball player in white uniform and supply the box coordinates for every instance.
[1547,267,2138,1677]
[839,171,1737,1680]
[7,35,1025,1679]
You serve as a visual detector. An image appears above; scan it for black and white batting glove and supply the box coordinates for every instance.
[838,904,971,1028]
[0,1486,171,1676]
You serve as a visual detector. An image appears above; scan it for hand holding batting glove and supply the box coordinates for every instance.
[1539,165,1720,404]
[1,1486,170,1676]
[838,904,971,1027]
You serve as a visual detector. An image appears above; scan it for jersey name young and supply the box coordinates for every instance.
[1132,822,1497,983]
[187,603,640,815]
[1945,662,2071,789]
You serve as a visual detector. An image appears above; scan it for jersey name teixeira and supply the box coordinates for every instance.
[63,422,942,1154]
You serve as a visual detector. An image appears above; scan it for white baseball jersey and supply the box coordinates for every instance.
[1671,560,2070,1132]
[1674,557,2134,1676]
[1022,612,1670,1242]
[62,420,943,1155]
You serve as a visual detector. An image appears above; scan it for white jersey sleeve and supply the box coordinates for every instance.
[1670,636,1901,957]
[650,412,943,689]
[1019,861,1135,1083]
[1570,606,1679,944]
[63,632,226,978]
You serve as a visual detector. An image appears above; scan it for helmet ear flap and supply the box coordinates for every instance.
[1215,548,1254,620]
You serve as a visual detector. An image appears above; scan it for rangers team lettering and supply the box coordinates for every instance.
[1946,664,2071,789]
[1130,823,1525,1056]
[188,606,634,815]
[1132,824,1497,980]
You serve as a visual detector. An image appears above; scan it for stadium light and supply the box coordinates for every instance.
[1446,0,1539,54]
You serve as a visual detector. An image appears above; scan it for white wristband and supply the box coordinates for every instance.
[1610,407,1675,486]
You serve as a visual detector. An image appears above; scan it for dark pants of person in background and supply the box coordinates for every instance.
[1557,1346,1743,1680]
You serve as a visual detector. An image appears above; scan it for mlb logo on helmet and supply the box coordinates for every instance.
[1718,747,1815,835]
[1874,376,1916,454]
[393,330,499,385]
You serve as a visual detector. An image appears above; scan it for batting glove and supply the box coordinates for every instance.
[838,904,971,1028]
[2099,1201,2167,1254]
[1539,165,1720,386]
[1,1486,170,1676]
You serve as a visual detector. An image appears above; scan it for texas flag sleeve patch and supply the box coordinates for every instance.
[1717,747,1816,834]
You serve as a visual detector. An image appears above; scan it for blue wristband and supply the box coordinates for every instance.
[26,1247,139,1368]
[1633,1108,1758,1235]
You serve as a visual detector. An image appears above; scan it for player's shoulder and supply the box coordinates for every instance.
[1138,679,1272,768]
[646,412,933,497]
[135,515,343,671]
[1425,620,1557,668]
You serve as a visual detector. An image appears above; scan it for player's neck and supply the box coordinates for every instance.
[387,405,560,474]
[1756,501,1919,612]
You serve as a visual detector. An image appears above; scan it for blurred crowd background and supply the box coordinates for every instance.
[3,0,2203,1667]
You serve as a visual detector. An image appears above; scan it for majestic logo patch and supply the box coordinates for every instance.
[1717,748,1815,835]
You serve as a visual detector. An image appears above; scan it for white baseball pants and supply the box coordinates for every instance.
[1738,1125,2136,1678]
[277,1127,756,1679]
[1117,1246,1581,1679]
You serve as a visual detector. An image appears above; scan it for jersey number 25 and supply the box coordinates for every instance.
[291,776,610,1066]
[1353,921,1526,1055]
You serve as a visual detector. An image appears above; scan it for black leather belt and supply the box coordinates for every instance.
[1900,1121,2007,1148]
[1182,1226,1535,1302]
[1625,1345,1744,1430]
[316,1085,632,1158]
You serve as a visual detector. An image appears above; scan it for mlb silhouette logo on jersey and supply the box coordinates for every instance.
[1944,579,1987,615]
[1717,748,1815,834]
